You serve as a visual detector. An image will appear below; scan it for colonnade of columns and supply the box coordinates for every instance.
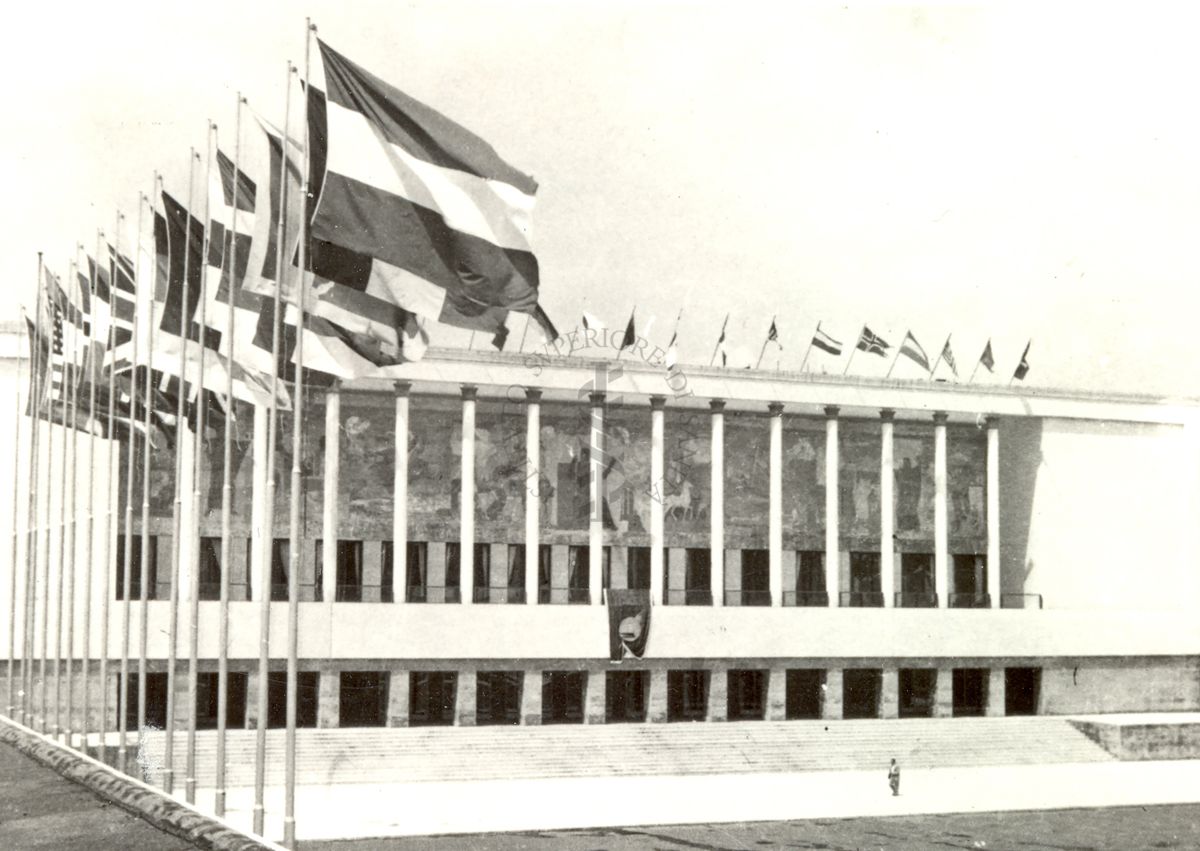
[317,384,1002,609]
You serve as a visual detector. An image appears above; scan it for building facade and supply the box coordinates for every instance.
[4,342,1200,734]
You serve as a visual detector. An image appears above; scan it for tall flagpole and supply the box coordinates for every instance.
[139,183,160,758]
[709,314,728,367]
[98,223,119,763]
[63,256,82,745]
[798,322,819,373]
[754,315,775,369]
[929,334,950,379]
[968,339,989,384]
[23,254,46,727]
[254,60,295,838]
[8,312,25,718]
[186,120,218,805]
[164,149,199,794]
[884,335,905,379]
[53,267,71,740]
[517,313,532,353]
[43,270,70,734]
[117,208,141,769]
[841,328,861,376]
[215,94,245,820]
[79,242,99,754]
[285,22,317,848]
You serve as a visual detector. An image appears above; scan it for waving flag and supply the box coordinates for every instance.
[898,331,930,371]
[309,39,556,344]
[1013,341,1031,381]
[812,326,842,356]
[620,310,636,351]
[941,338,958,376]
[979,340,995,373]
[856,326,890,357]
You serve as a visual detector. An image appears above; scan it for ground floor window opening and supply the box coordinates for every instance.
[476,671,522,726]
[606,670,648,723]
[410,671,457,727]
[898,668,936,718]
[266,671,319,728]
[785,669,825,719]
[196,671,248,730]
[667,670,709,722]
[727,669,767,720]
[542,671,586,724]
[1005,667,1040,716]
[119,672,168,730]
[953,668,988,717]
[843,668,882,719]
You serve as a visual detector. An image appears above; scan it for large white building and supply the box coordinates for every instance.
[2,326,1199,734]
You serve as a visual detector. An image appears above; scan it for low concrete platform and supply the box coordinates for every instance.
[1070,712,1200,760]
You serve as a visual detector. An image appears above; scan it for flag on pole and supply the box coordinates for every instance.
[978,340,995,373]
[897,331,930,371]
[856,326,891,357]
[582,311,604,332]
[812,326,843,356]
[620,311,636,351]
[941,338,958,377]
[767,319,780,346]
[1013,341,1031,381]
[308,39,557,343]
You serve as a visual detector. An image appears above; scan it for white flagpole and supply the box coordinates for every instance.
[78,241,98,753]
[63,256,82,745]
[44,271,68,735]
[138,183,160,749]
[755,315,775,369]
[116,213,139,770]
[8,311,25,718]
[53,266,74,740]
[929,334,950,379]
[186,119,218,806]
[22,254,46,728]
[968,340,988,384]
[215,94,246,820]
[842,328,862,376]
[285,23,317,848]
[164,149,199,794]
[254,60,295,839]
[97,223,118,765]
[798,322,820,374]
[709,314,729,367]
[884,333,906,379]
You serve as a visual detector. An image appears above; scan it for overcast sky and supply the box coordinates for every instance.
[3,1,1198,396]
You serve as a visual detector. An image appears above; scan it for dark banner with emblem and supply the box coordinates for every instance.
[607,588,651,661]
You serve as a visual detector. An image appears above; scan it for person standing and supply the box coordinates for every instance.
[888,758,901,796]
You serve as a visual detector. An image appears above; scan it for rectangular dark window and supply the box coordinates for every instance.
[445,542,461,595]
[405,542,428,602]
[846,552,883,607]
[791,551,827,606]
[269,539,289,601]
[626,547,651,591]
[195,672,248,730]
[899,552,936,608]
[606,670,648,723]
[951,554,989,608]
[843,668,882,719]
[785,669,824,719]
[541,671,586,725]
[1005,667,1040,716]
[197,537,222,600]
[567,546,590,604]
[115,535,158,601]
[727,670,767,721]
[119,672,168,730]
[506,545,526,603]
[729,549,770,606]
[331,540,364,602]
[898,668,936,718]
[953,668,988,717]
[380,541,395,603]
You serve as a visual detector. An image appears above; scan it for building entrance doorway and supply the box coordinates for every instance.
[667,670,709,722]
[340,671,388,727]
[606,670,647,723]
[898,669,936,717]
[476,671,522,725]
[727,670,766,720]
[843,669,881,718]
[953,668,988,716]
[785,669,824,719]
[952,554,988,607]
[1005,667,1041,716]
[410,671,456,726]
[542,671,586,724]
[900,553,936,607]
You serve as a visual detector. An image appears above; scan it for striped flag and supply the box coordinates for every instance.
[898,331,930,371]
[856,326,891,357]
[767,319,780,347]
[309,39,556,345]
[812,326,843,356]
[941,338,958,377]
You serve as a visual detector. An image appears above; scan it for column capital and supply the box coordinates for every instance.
[709,399,726,413]
[589,391,606,407]
[824,405,840,419]
[461,384,478,401]
[524,387,543,403]
[649,395,667,411]
[393,381,412,398]
[768,401,784,416]
[933,410,949,425]
[879,408,895,422]
[985,414,1000,428]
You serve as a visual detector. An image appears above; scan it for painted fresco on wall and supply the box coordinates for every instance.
[839,422,882,541]
[948,429,987,540]
[408,403,462,534]
[541,403,591,532]
[339,396,396,537]
[474,402,526,534]
[601,406,652,537]
[782,422,824,539]
[894,431,935,539]
[724,412,769,544]
[664,409,710,538]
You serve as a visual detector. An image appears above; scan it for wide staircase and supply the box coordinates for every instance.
[133,716,1113,789]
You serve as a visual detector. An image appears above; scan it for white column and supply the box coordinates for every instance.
[460,385,477,606]
[709,400,725,608]
[934,411,949,608]
[249,405,268,602]
[768,402,783,606]
[588,392,605,604]
[986,416,1001,608]
[880,409,895,609]
[650,396,665,606]
[393,382,410,605]
[824,407,839,607]
[524,389,541,606]
[322,385,340,605]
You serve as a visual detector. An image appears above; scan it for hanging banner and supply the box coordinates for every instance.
[607,588,651,661]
